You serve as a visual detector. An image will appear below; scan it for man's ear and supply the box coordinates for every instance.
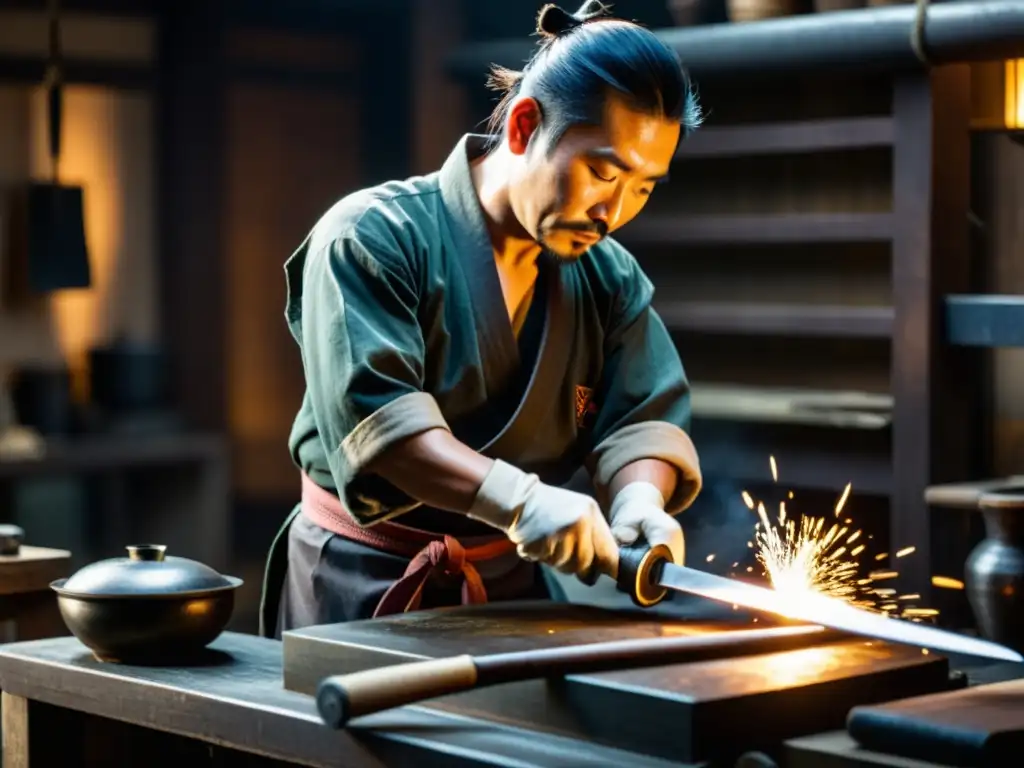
[506,97,542,155]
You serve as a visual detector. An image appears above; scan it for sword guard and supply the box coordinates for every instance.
[617,541,672,608]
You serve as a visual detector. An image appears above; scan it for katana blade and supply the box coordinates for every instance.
[654,561,1022,663]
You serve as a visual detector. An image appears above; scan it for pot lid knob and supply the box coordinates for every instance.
[127,544,166,562]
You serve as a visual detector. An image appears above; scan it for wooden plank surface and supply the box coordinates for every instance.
[283,603,952,764]
[0,633,689,768]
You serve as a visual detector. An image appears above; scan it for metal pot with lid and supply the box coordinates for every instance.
[51,544,243,663]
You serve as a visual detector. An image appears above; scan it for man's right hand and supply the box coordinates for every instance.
[467,459,619,580]
[511,482,619,577]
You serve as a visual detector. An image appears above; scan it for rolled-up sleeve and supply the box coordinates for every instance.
[294,221,449,522]
[584,261,702,515]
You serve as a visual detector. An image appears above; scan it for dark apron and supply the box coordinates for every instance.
[259,262,574,637]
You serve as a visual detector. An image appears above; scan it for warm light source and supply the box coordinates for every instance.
[972,59,1024,133]
[1006,59,1023,132]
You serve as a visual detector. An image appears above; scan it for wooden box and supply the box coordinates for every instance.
[282,602,954,763]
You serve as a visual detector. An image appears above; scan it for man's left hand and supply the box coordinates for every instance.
[608,481,685,565]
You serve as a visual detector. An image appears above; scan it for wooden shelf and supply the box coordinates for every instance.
[691,384,892,429]
[0,433,227,480]
[617,212,894,245]
[946,294,1024,347]
[679,117,895,158]
[0,55,151,90]
[657,301,894,338]
[925,476,1024,510]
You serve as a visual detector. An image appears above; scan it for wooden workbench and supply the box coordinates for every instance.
[0,633,696,768]
[1,631,1019,767]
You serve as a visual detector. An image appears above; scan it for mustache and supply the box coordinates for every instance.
[551,220,608,239]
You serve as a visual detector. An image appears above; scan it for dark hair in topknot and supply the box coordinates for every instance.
[486,1,701,149]
[535,1,609,37]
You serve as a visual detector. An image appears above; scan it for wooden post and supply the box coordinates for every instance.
[156,0,228,433]
[891,66,980,604]
[1,692,29,768]
[411,0,468,174]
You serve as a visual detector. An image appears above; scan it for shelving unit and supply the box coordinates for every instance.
[617,211,895,245]
[445,2,1024,599]
[653,302,894,338]
[678,116,895,157]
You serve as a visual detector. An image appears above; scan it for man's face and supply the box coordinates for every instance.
[507,93,680,261]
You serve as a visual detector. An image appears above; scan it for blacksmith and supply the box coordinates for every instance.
[261,0,705,635]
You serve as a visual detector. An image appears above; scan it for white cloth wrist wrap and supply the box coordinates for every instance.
[610,481,665,519]
[466,459,537,536]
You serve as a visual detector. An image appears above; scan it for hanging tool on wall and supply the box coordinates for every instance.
[24,0,91,292]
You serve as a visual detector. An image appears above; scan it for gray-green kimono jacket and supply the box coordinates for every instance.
[263,134,701,631]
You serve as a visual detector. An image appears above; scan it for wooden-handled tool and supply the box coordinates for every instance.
[316,623,831,728]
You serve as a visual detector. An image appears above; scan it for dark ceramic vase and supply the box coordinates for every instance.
[964,491,1024,651]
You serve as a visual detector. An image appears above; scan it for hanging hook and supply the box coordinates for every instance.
[911,0,932,67]
[45,0,62,87]
[45,0,63,183]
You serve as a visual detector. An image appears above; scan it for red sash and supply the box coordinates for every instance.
[300,472,515,617]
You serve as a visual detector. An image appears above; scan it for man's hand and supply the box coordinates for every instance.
[467,459,619,578]
[608,481,685,565]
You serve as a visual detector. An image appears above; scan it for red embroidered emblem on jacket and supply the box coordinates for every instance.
[575,385,598,428]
